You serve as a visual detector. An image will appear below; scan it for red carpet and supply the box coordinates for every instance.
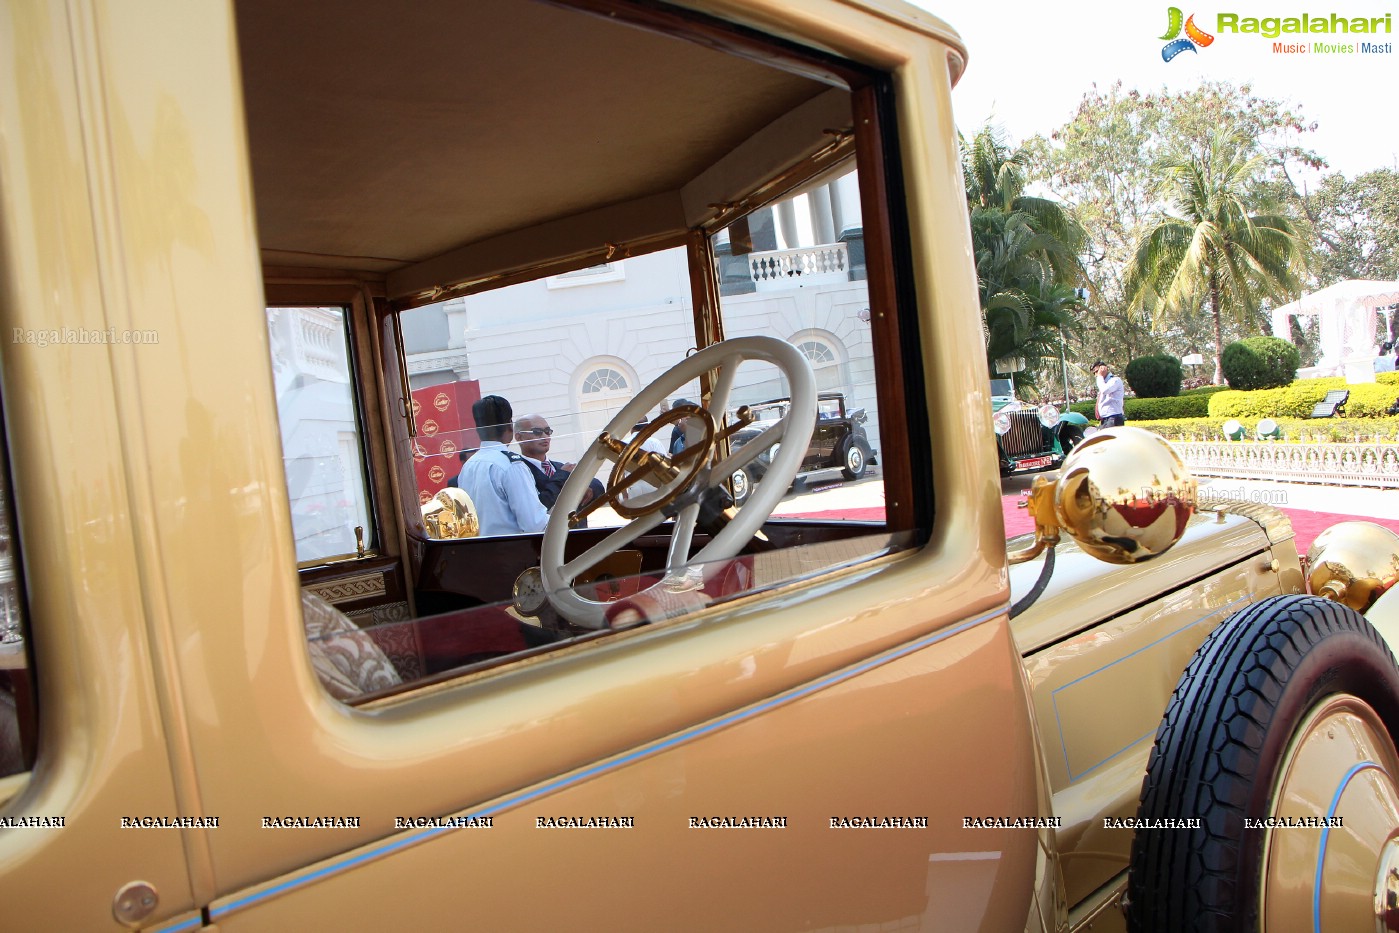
[786,501,1399,556]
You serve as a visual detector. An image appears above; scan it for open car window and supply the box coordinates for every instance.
[250,0,926,702]
[268,307,377,563]
[400,244,700,529]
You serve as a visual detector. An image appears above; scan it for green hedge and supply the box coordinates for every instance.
[1208,374,1399,419]
[1182,385,1230,397]
[1124,395,1212,419]
[1131,416,1399,443]
[1068,395,1211,420]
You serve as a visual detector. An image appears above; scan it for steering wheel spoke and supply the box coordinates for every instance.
[705,352,744,420]
[561,511,667,581]
[709,420,787,480]
[665,502,701,573]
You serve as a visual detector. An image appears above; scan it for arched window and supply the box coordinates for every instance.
[791,334,846,393]
[797,339,836,366]
[581,367,630,394]
[573,360,639,457]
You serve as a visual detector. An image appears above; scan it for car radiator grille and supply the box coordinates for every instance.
[1002,411,1045,458]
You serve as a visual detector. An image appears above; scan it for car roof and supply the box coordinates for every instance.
[233,0,964,302]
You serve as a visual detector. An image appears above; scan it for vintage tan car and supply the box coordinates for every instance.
[1,0,1398,931]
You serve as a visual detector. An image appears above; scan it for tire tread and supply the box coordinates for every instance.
[1126,594,1399,933]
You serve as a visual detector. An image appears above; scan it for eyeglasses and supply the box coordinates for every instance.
[518,427,553,437]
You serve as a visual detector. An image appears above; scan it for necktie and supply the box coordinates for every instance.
[542,460,554,477]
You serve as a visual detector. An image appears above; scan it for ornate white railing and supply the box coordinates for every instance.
[748,243,849,289]
[1173,440,1399,488]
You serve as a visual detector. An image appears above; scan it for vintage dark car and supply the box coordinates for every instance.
[726,393,875,504]
[992,379,1088,476]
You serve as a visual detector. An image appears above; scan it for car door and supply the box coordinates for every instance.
[0,2,229,927]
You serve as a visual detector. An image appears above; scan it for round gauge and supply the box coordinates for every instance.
[512,566,548,616]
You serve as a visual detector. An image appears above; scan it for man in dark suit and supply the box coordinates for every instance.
[669,398,697,456]
[514,414,604,524]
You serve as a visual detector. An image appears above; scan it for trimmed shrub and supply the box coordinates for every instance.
[1182,384,1230,397]
[1131,416,1399,443]
[1124,354,1183,398]
[1209,380,1399,419]
[1221,336,1300,390]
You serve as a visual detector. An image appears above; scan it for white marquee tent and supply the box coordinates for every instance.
[1270,279,1399,377]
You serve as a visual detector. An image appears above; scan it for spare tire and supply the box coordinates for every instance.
[1126,594,1399,933]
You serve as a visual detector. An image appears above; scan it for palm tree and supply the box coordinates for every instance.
[963,127,1086,284]
[964,127,1088,391]
[1125,131,1303,383]
[974,209,1080,365]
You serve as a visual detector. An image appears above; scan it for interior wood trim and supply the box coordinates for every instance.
[263,284,404,564]
[542,0,865,89]
[680,87,853,229]
[385,193,686,305]
[372,295,421,615]
[851,79,927,536]
[686,230,725,427]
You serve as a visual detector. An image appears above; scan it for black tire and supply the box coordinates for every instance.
[1059,424,1086,454]
[840,441,867,480]
[729,468,752,506]
[1126,594,1399,933]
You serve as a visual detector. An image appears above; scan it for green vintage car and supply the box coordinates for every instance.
[992,379,1089,475]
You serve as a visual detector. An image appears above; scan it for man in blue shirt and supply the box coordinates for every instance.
[457,396,550,536]
[1092,360,1126,428]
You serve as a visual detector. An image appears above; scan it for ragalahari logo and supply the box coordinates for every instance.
[1160,6,1215,60]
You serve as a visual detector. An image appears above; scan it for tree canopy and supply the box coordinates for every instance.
[961,126,1086,394]
[1124,132,1304,383]
[1024,81,1320,377]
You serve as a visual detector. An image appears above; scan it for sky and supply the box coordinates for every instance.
[908,0,1399,179]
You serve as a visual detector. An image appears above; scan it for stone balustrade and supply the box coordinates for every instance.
[748,243,849,290]
[1173,439,1399,488]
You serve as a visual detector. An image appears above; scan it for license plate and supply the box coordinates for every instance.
[1015,455,1053,471]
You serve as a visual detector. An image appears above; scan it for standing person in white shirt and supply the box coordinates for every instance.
[1092,360,1126,428]
[456,395,549,536]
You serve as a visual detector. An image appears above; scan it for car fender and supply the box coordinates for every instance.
[1365,584,1399,651]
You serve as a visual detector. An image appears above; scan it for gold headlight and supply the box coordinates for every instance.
[1055,428,1197,564]
[1306,521,1399,612]
[421,487,480,539]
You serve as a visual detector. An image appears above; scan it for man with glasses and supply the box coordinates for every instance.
[515,413,603,524]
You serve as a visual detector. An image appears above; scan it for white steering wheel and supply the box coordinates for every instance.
[540,336,817,628]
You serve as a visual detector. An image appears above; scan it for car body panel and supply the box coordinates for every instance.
[1014,511,1289,904]
[209,614,1041,931]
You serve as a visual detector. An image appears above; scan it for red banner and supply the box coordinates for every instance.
[411,380,481,504]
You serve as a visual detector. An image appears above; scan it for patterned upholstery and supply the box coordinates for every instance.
[301,590,402,701]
